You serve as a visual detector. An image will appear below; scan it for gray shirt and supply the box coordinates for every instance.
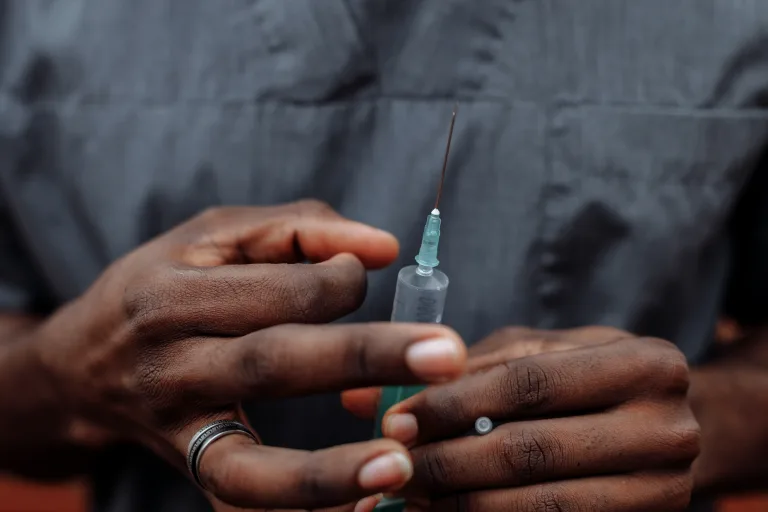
[2,1,768,511]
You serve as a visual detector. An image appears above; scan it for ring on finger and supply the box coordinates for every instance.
[186,420,258,489]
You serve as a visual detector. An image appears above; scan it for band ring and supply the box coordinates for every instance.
[186,420,257,489]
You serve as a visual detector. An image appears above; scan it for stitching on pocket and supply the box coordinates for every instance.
[250,0,375,103]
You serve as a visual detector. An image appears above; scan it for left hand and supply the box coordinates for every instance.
[342,327,701,511]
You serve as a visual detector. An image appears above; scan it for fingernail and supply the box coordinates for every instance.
[384,414,418,445]
[354,495,383,512]
[358,452,413,491]
[406,338,463,380]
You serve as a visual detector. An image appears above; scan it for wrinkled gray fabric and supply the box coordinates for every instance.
[2,1,768,510]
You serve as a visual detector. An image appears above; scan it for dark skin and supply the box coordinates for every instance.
[1,201,764,511]
[688,327,768,495]
[343,327,701,511]
[0,201,470,512]
[342,328,768,509]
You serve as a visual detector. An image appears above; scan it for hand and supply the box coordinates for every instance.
[21,201,467,511]
[343,327,700,511]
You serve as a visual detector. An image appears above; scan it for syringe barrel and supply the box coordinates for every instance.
[391,265,449,323]
[373,265,449,438]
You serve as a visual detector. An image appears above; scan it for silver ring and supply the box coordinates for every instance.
[474,416,494,435]
[186,420,257,488]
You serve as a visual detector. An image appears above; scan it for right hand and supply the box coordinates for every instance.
[28,201,467,511]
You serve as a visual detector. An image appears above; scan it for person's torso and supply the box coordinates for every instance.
[3,1,768,510]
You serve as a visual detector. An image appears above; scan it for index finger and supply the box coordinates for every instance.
[382,337,688,444]
[179,323,467,404]
[339,327,626,420]
[177,202,400,269]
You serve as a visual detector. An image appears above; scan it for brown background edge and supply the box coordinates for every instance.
[1,473,767,511]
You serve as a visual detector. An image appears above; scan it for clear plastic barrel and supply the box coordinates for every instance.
[374,265,449,440]
[372,265,450,512]
[390,265,449,323]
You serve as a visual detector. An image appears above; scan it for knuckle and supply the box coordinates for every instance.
[292,198,336,217]
[494,326,540,340]
[636,338,690,393]
[662,357,692,394]
[340,327,373,381]
[662,471,695,510]
[236,339,282,396]
[571,325,631,341]
[183,208,228,241]
[500,427,560,485]
[422,388,471,428]
[274,262,366,323]
[311,261,367,316]
[297,461,327,504]
[122,267,179,338]
[339,257,367,297]
[504,361,555,411]
[481,327,547,356]
[414,444,453,490]
[525,486,583,512]
[135,357,175,406]
[195,206,229,225]
[665,418,702,461]
[284,274,325,319]
[660,354,691,394]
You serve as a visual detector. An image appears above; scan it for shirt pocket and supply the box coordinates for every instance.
[246,0,375,102]
[547,108,768,251]
[537,107,768,331]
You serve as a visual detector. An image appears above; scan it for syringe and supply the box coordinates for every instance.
[373,207,449,439]
[373,106,457,512]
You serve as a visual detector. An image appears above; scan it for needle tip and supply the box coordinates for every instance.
[434,104,458,211]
